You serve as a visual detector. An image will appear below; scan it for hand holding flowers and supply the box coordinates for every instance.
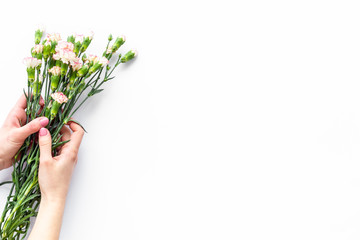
[0,95,48,170]
[0,28,136,239]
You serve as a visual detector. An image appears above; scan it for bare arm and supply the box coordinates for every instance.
[28,122,84,240]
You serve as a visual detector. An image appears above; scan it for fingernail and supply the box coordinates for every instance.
[40,118,49,127]
[39,128,48,136]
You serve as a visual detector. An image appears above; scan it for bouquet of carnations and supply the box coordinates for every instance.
[0,28,136,239]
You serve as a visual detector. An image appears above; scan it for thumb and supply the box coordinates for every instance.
[39,128,52,161]
[13,117,49,142]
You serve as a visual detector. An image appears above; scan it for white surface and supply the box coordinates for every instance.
[0,0,360,239]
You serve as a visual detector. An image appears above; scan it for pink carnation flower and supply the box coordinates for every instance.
[87,54,99,63]
[23,57,42,68]
[48,66,61,76]
[55,41,74,52]
[53,49,76,64]
[51,92,69,104]
[46,33,61,43]
[32,44,44,54]
[70,57,83,71]
[75,34,84,43]
[98,57,109,66]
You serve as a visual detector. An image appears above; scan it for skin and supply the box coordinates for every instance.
[0,95,48,169]
[0,95,84,239]
[29,123,84,240]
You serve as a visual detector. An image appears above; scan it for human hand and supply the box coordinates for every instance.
[38,122,84,204]
[0,95,48,170]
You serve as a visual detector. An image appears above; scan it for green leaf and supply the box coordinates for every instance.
[88,88,104,96]
[52,140,70,150]
[68,119,87,133]
[0,181,12,187]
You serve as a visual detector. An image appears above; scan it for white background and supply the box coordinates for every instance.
[0,0,359,239]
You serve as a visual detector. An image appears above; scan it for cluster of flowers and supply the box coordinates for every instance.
[0,27,136,239]
[22,28,136,120]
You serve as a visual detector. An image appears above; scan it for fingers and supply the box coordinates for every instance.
[57,126,71,154]
[38,128,52,162]
[69,122,85,150]
[13,94,27,110]
[61,122,84,160]
[60,126,71,142]
[11,117,49,143]
[5,94,45,128]
[39,96,44,106]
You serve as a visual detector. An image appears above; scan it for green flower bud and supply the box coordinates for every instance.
[51,41,57,54]
[67,35,75,44]
[108,34,113,41]
[112,36,126,52]
[33,80,41,97]
[121,50,137,63]
[50,101,61,120]
[45,105,51,119]
[77,65,89,77]
[51,75,60,91]
[69,71,77,85]
[81,54,87,63]
[43,44,52,59]
[61,63,68,76]
[35,28,44,44]
[27,68,35,82]
[88,63,101,74]
[80,38,92,52]
[32,74,43,97]
[74,42,81,55]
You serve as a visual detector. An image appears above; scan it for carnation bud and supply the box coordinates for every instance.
[43,44,52,59]
[80,38,92,52]
[33,80,41,97]
[77,65,89,77]
[69,72,77,85]
[112,36,126,52]
[67,35,75,44]
[32,74,43,96]
[61,63,68,76]
[35,28,44,44]
[50,101,61,120]
[45,105,51,119]
[89,63,101,74]
[27,68,36,82]
[74,42,81,55]
[81,54,87,63]
[121,50,137,63]
[51,75,60,91]
[108,34,113,41]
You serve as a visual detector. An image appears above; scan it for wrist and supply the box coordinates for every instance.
[40,195,66,208]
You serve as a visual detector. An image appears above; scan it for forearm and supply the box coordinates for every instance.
[28,198,66,240]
